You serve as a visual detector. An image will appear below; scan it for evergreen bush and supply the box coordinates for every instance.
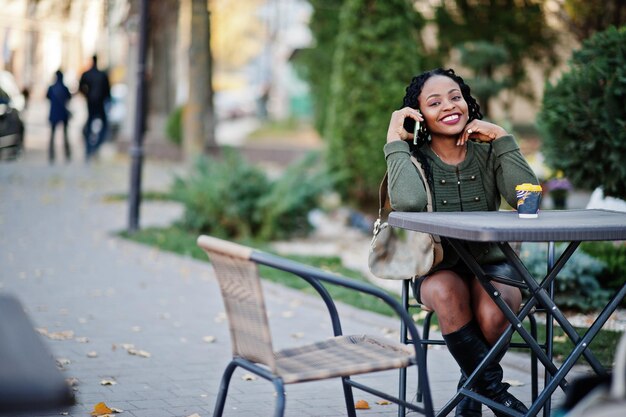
[325,0,426,206]
[520,243,610,312]
[171,150,334,241]
[171,150,269,238]
[538,26,626,199]
[580,241,626,294]
[256,152,335,240]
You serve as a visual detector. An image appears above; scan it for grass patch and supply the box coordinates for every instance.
[119,225,621,367]
[511,319,621,368]
[104,191,173,203]
[247,118,303,139]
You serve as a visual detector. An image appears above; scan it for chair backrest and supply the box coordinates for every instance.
[197,235,277,371]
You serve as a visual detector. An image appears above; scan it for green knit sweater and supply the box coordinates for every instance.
[383,135,539,267]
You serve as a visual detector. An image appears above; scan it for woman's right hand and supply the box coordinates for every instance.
[386,107,423,143]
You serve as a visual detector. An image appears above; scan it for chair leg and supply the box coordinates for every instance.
[213,360,239,417]
[341,376,357,417]
[398,279,411,417]
[416,310,434,403]
[272,377,287,417]
[528,311,539,401]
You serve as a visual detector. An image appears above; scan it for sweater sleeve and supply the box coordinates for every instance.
[492,135,540,208]
[383,140,428,212]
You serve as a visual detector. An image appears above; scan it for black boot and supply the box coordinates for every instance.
[444,320,528,417]
[455,373,482,417]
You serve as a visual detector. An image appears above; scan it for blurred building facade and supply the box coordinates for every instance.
[0,0,128,97]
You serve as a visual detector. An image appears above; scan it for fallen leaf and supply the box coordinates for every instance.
[91,402,113,416]
[202,336,216,343]
[504,379,525,387]
[56,358,71,367]
[65,377,79,387]
[37,328,76,340]
[87,351,98,358]
[48,330,75,340]
[355,399,370,409]
[127,348,151,358]
[76,337,90,343]
[120,343,135,350]
[376,400,391,405]
[185,414,202,417]
[101,379,117,386]
[241,373,257,381]
[290,332,305,339]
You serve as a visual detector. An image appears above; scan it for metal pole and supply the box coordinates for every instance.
[128,0,149,233]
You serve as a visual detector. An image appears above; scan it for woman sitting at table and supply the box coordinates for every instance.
[384,68,539,417]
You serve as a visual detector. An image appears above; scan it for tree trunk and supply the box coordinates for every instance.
[183,0,216,161]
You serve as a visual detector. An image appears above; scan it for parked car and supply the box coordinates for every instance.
[0,71,25,160]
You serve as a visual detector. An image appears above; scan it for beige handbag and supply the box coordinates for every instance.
[368,157,443,280]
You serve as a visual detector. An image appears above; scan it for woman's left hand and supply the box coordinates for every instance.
[457,120,508,146]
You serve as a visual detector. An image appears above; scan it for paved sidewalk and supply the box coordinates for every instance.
[1,146,585,417]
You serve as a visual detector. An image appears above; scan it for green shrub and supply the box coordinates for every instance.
[256,152,335,240]
[165,106,184,146]
[519,243,610,312]
[580,241,626,292]
[171,149,335,241]
[171,150,270,238]
[538,26,626,199]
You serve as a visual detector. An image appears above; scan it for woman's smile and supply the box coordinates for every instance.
[440,113,462,124]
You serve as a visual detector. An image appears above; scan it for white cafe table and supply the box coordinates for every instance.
[389,209,626,417]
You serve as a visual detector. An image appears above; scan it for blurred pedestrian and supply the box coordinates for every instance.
[46,70,72,163]
[79,55,111,161]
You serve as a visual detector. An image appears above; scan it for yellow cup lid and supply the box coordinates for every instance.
[516,183,542,192]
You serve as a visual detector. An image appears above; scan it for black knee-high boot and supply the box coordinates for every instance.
[455,373,482,417]
[455,334,512,417]
[444,320,528,417]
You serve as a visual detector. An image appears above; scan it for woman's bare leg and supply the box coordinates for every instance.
[470,279,522,345]
[419,270,473,335]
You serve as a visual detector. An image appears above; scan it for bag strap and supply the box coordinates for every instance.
[377,157,434,218]
[410,156,434,212]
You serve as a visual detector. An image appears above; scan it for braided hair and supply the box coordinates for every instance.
[400,68,483,188]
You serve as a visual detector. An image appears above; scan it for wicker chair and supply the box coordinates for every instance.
[197,235,434,417]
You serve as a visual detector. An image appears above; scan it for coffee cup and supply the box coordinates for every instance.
[516,183,542,218]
